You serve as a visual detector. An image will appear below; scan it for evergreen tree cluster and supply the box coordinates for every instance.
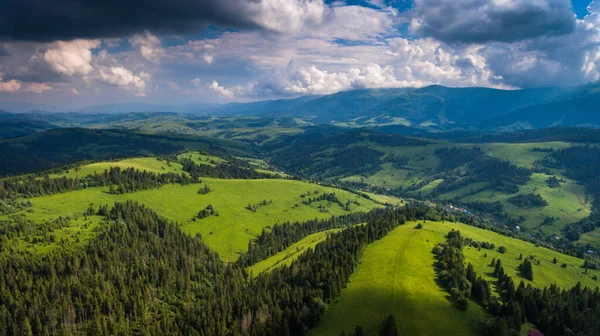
[0,198,32,215]
[245,200,272,212]
[197,184,211,195]
[0,128,182,177]
[236,208,390,268]
[0,166,195,199]
[507,193,548,208]
[435,147,485,171]
[438,230,600,336]
[518,259,534,281]
[194,205,218,220]
[0,215,73,246]
[301,192,349,210]
[434,156,531,195]
[179,158,283,180]
[545,176,561,188]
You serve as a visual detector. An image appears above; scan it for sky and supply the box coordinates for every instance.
[0,0,599,108]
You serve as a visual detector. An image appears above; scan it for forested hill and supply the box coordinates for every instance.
[0,128,252,177]
[0,129,183,177]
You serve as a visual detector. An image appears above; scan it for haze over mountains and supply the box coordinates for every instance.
[2,82,600,132]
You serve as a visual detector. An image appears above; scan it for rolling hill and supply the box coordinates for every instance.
[312,220,600,336]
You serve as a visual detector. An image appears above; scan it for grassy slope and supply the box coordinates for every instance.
[363,192,404,205]
[53,157,185,178]
[312,221,486,336]
[479,142,572,168]
[313,220,600,336]
[3,179,380,261]
[579,229,600,250]
[247,229,341,277]
[341,141,591,240]
[456,173,591,234]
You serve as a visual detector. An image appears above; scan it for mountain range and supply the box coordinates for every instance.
[1,82,600,132]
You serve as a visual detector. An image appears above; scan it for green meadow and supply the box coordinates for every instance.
[312,220,599,336]
[53,157,185,178]
[340,140,592,242]
[312,221,486,336]
[479,142,572,168]
[2,179,380,261]
[247,229,341,277]
[436,173,592,235]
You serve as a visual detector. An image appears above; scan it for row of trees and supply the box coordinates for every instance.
[236,205,440,269]
[0,166,196,199]
[179,158,283,180]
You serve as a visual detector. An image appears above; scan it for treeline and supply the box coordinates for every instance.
[439,127,600,144]
[435,147,485,171]
[264,130,430,179]
[0,166,195,199]
[237,205,458,270]
[437,230,600,336]
[236,208,391,268]
[433,230,492,311]
[179,157,282,180]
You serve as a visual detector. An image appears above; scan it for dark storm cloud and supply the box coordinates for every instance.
[0,45,8,57]
[411,0,576,44]
[0,0,313,41]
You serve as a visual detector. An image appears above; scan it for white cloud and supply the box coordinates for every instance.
[0,73,52,93]
[23,82,52,93]
[261,61,409,95]
[203,54,214,64]
[129,31,165,63]
[99,66,149,95]
[43,39,100,76]
[244,0,328,34]
[207,80,234,98]
[70,88,81,95]
[0,78,21,92]
[2,1,600,102]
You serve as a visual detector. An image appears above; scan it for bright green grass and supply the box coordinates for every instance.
[247,229,340,277]
[53,157,184,178]
[415,178,444,195]
[4,179,380,261]
[438,182,489,200]
[176,152,226,166]
[478,142,571,168]
[313,220,600,336]
[312,222,486,336]
[576,228,600,250]
[363,192,404,205]
[460,173,591,235]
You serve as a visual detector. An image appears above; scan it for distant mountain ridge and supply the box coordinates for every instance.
[2,83,600,131]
